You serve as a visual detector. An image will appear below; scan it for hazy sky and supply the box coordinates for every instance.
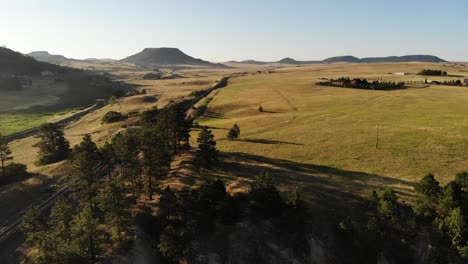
[1,0,467,61]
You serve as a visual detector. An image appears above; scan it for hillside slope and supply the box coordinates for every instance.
[0,47,69,75]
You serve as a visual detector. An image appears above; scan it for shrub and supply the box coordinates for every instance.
[102,111,126,123]
[5,162,27,177]
[258,106,264,112]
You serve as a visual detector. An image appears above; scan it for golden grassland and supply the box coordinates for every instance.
[190,62,468,204]
[0,67,240,224]
[3,62,468,221]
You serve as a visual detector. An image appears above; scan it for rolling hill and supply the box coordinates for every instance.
[121,47,227,68]
[0,47,69,75]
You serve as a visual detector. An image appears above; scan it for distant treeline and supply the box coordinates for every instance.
[429,80,464,86]
[317,77,405,90]
[419,69,448,76]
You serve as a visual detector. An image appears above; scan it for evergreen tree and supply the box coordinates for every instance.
[250,171,283,218]
[0,132,12,177]
[195,127,218,167]
[140,127,171,200]
[227,124,240,140]
[21,207,46,245]
[414,173,441,202]
[99,175,132,242]
[99,141,115,180]
[33,123,70,165]
[157,103,192,155]
[71,205,102,264]
[50,197,74,244]
[112,130,142,195]
[72,134,102,208]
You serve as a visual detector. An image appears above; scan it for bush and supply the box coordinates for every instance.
[258,106,264,112]
[102,111,126,123]
[5,162,27,177]
[0,163,28,186]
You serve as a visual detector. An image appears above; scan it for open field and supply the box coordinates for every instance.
[191,62,468,202]
[0,109,85,136]
[4,61,468,229]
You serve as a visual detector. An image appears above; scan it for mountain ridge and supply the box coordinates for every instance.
[228,55,446,65]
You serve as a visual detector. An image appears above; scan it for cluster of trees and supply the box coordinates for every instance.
[101,111,127,124]
[317,77,405,90]
[148,172,304,263]
[0,132,27,185]
[334,174,468,262]
[23,101,204,263]
[441,80,463,86]
[413,173,468,258]
[419,69,448,76]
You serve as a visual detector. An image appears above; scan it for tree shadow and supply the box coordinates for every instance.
[241,138,304,146]
[261,110,282,114]
[203,111,225,119]
[199,152,415,214]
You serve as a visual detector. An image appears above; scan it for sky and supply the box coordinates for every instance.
[1,0,467,62]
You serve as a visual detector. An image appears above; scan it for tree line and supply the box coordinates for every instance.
[317,77,405,90]
[419,69,448,76]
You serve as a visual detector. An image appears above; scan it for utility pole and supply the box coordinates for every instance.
[376,124,381,149]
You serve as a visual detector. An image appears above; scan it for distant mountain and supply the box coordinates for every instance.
[0,47,70,75]
[240,60,268,65]
[84,58,116,63]
[121,48,227,68]
[228,54,446,65]
[27,51,70,64]
[278,57,298,64]
[323,55,446,63]
[323,56,361,63]
[360,55,446,63]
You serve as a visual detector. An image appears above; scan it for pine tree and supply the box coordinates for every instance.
[72,135,102,208]
[140,127,171,200]
[0,132,12,177]
[33,123,70,165]
[99,175,132,242]
[50,197,74,244]
[111,130,142,195]
[195,127,218,167]
[100,142,115,180]
[71,205,102,264]
[227,124,240,140]
[21,207,46,244]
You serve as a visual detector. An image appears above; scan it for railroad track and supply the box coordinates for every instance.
[0,179,77,244]
[0,76,232,245]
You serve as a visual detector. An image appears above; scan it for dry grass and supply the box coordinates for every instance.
[191,62,468,202]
